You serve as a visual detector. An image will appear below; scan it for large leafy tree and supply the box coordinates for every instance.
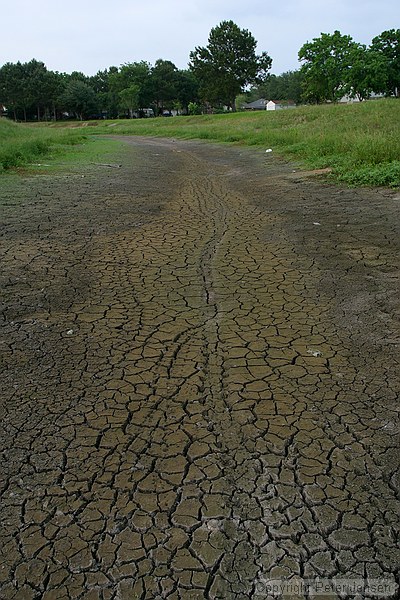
[150,59,178,114]
[34,69,66,120]
[370,29,400,96]
[175,70,199,114]
[345,45,388,101]
[256,70,304,104]
[60,80,98,120]
[0,59,65,120]
[119,84,140,118]
[68,71,88,84]
[24,59,49,120]
[299,30,358,102]
[0,62,25,120]
[89,67,119,118]
[189,20,272,111]
[110,62,152,115]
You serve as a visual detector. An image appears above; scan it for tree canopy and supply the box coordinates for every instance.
[60,80,98,120]
[298,29,400,103]
[370,29,400,96]
[0,59,62,121]
[298,31,357,102]
[1,25,399,121]
[254,70,304,104]
[189,20,272,110]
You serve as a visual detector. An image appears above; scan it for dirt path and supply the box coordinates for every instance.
[1,137,399,599]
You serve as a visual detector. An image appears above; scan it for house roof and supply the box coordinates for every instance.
[242,98,297,110]
[243,98,267,109]
[268,99,296,105]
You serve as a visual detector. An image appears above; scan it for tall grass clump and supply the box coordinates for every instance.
[0,119,86,170]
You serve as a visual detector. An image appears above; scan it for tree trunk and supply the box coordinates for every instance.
[37,106,41,121]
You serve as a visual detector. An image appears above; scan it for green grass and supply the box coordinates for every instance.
[0,118,86,171]
[31,136,125,173]
[84,99,399,187]
[1,99,400,187]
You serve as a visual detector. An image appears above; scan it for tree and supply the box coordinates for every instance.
[34,69,66,121]
[175,70,199,114]
[189,20,272,111]
[256,70,304,104]
[60,80,98,120]
[0,60,66,121]
[89,67,119,118]
[370,29,400,96]
[299,31,358,102]
[150,59,178,114]
[68,71,88,84]
[110,62,152,115]
[119,84,140,118]
[24,59,49,121]
[344,45,388,101]
[0,62,25,120]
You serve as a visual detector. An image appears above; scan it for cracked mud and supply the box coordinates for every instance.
[1,137,399,599]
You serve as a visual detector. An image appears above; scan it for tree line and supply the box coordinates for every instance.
[249,29,400,105]
[0,20,268,121]
[298,29,400,102]
[0,59,201,121]
[0,23,398,121]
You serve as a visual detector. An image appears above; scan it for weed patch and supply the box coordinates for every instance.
[0,119,86,171]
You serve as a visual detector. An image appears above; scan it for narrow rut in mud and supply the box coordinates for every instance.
[1,137,399,599]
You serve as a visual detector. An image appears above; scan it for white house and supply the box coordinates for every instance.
[267,100,280,110]
[267,100,296,111]
[338,95,361,104]
[339,92,385,103]
[241,98,297,111]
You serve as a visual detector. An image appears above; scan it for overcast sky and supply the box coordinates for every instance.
[2,0,399,76]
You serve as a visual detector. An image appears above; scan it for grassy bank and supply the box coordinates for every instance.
[84,98,398,187]
[0,119,86,171]
[2,99,400,187]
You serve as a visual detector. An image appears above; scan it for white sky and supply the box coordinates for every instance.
[2,0,399,75]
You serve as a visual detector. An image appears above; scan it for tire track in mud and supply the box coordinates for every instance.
[0,137,399,599]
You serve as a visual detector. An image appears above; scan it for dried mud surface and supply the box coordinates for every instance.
[1,137,399,599]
